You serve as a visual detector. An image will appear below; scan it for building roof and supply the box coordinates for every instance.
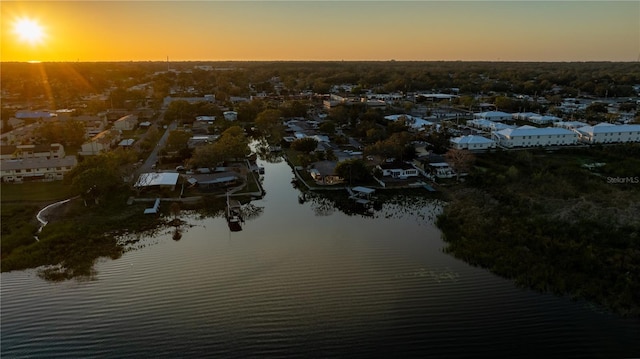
[554,121,588,129]
[529,115,562,123]
[378,161,415,170]
[1,155,77,171]
[134,172,180,187]
[474,111,512,118]
[496,126,576,138]
[196,116,216,122]
[115,114,137,123]
[118,139,135,147]
[512,112,539,119]
[450,135,495,144]
[312,160,338,176]
[576,123,640,135]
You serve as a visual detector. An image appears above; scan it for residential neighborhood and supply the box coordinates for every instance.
[2,62,639,192]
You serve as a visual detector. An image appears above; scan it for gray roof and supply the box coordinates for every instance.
[1,156,77,171]
[134,172,180,187]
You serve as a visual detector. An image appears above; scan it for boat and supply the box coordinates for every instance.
[226,192,244,231]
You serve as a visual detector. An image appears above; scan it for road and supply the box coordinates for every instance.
[136,109,178,176]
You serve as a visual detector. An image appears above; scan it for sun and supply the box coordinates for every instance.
[13,17,46,45]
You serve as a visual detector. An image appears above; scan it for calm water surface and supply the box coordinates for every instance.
[2,158,639,358]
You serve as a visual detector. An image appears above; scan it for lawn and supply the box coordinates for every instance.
[1,182,73,203]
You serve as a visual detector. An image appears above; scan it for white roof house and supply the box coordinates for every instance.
[493,126,578,148]
[528,115,562,125]
[450,135,496,150]
[575,123,640,144]
[473,111,512,122]
[134,172,180,190]
[512,112,540,121]
[554,121,588,130]
[467,119,515,132]
[223,111,238,121]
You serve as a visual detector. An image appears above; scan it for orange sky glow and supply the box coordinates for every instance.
[1,1,638,62]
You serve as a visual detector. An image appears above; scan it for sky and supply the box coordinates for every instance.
[1,1,639,62]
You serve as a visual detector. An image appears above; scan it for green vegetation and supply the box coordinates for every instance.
[436,145,640,317]
[1,182,72,202]
[1,191,164,280]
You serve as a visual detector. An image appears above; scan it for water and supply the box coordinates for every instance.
[2,158,639,358]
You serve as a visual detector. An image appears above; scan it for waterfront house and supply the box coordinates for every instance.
[377,162,420,179]
[309,160,343,185]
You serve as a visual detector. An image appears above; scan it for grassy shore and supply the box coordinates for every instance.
[436,145,640,317]
[1,163,260,280]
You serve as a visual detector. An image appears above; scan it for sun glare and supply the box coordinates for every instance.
[14,18,45,45]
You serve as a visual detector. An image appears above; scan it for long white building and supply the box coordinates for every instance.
[575,123,640,144]
[493,126,578,148]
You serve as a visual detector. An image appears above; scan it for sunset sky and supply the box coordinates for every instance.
[2,1,638,62]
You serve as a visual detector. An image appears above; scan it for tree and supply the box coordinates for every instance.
[255,108,284,141]
[318,121,336,135]
[290,137,318,153]
[335,159,370,185]
[72,166,122,205]
[445,148,475,181]
[215,126,250,160]
[165,130,191,153]
[189,125,249,168]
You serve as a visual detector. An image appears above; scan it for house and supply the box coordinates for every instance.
[113,114,138,131]
[466,119,515,132]
[74,115,107,137]
[428,162,456,179]
[511,112,540,121]
[15,110,54,120]
[188,135,218,149]
[554,121,588,130]
[223,111,238,121]
[450,135,496,150]
[186,172,240,189]
[1,155,77,183]
[309,160,343,185]
[0,143,65,160]
[473,111,512,122]
[377,162,419,179]
[575,123,640,144]
[79,129,121,155]
[529,115,562,125]
[118,139,135,148]
[493,126,578,148]
[134,172,180,191]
